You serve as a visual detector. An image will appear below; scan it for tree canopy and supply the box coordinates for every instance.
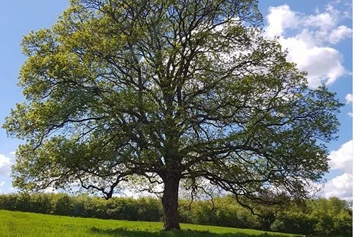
[4,0,342,230]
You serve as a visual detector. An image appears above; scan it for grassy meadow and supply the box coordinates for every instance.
[0,210,303,237]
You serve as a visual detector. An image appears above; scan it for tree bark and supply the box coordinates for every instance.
[162,176,181,230]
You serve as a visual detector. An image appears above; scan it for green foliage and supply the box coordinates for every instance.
[179,197,260,229]
[270,197,352,237]
[307,198,353,236]
[271,212,317,235]
[0,193,163,221]
[0,193,351,236]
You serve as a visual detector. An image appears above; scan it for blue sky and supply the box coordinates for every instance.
[0,0,353,199]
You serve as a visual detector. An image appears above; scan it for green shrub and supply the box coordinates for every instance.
[0,193,351,236]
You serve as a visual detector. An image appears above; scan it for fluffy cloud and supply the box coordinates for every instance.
[323,140,353,200]
[345,94,353,117]
[265,4,351,88]
[264,5,298,37]
[328,140,353,173]
[323,173,353,200]
[328,25,353,44]
[345,94,353,104]
[0,154,11,176]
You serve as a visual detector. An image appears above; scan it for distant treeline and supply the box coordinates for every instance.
[0,193,351,236]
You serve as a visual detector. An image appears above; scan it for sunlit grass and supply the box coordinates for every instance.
[0,210,303,237]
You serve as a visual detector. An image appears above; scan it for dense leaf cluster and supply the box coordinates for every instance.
[0,193,351,236]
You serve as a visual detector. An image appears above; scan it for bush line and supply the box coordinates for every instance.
[0,193,351,236]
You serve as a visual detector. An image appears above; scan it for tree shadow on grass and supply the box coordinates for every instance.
[90,227,303,237]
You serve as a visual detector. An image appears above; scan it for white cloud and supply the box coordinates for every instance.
[346,94,353,117]
[303,11,336,31]
[265,3,350,88]
[328,25,353,44]
[331,0,341,4]
[322,140,353,200]
[345,94,353,104]
[323,173,353,200]
[264,5,298,37]
[328,140,353,173]
[0,154,11,176]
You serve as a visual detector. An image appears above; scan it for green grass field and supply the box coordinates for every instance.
[0,210,304,237]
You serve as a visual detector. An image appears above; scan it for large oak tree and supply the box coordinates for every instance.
[4,0,342,230]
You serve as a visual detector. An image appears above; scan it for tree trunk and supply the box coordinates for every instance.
[162,176,181,230]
